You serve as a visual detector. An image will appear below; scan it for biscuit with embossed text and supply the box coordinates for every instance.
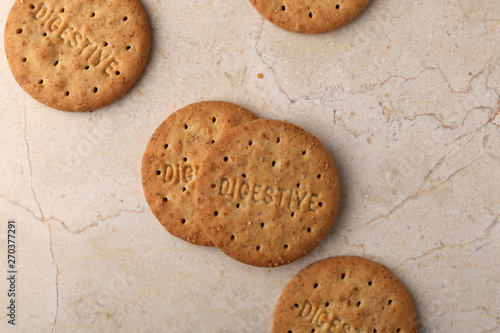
[142,101,258,246]
[249,0,371,34]
[272,256,417,333]
[195,119,340,266]
[4,0,150,112]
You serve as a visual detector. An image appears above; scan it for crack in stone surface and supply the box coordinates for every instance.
[48,223,59,333]
[349,155,485,233]
[23,100,44,220]
[253,20,294,104]
[395,212,500,269]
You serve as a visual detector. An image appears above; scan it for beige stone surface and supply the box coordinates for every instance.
[1,0,499,332]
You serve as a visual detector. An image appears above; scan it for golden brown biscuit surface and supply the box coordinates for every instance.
[195,119,340,267]
[249,0,371,34]
[4,0,150,112]
[142,101,258,247]
[272,256,417,333]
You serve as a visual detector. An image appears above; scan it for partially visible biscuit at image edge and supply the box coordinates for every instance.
[249,0,371,34]
[272,256,417,333]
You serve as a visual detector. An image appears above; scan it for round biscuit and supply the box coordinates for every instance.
[4,0,150,112]
[195,119,340,267]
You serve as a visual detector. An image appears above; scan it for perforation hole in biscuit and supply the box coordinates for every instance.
[309,12,313,18]
[296,183,300,188]
[236,203,240,208]
[212,140,215,144]
[91,12,95,18]
[248,140,253,146]
[182,187,186,192]
[291,212,294,217]
[317,174,322,179]
[22,57,27,63]
[64,91,70,97]
[356,301,361,307]
[272,161,276,167]
[368,281,372,286]
[256,245,261,251]
[341,272,346,279]
[42,32,47,37]
[336,4,340,9]
[126,45,131,50]
[230,235,235,240]
[183,157,188,162]
[311,329,315,333]
[325,302,330,307]
[288,331,292,333]
[397,329,401,332]
[123,16,128,21]
[181,218,186,224]
[260,222,264,228]
[211,183,216,188]
[184,124,188,129]
[281,5,286,11]
[276,137,281,143]
[163,197,168,202]
[84,65,90,70]
[93,87,98,93]
[60,8,65,13]
[388,299,393,305]
[318,202,323,207]
[213,211,219,216]
[284,244,288,249]
[156,170,161,175]
[212,116,217,123]
[307,227,311,233]
[29,4,35,9]
[54,60,59,67]
[373,330,377,333]
[16,28,23,34]
[224,156,228,162]
[164,144,169,149]
[302,150,306,155]
[115,71,121,76]
[38,79,44,85]
[313,283,319,289]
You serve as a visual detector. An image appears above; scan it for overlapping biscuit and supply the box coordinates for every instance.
[142,101,258,246]
[272,256,417,333]
[249,0,371,34]
[4,0,150,111]
[195,119,340,267]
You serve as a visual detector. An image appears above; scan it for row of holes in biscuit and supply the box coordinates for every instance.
[223,153,324,180]
[281,3,341,18]
[19,55,123,96]
[161,117,218,148]
[26,3,129,21]
[222,138,322,179]
[223,223,313,249]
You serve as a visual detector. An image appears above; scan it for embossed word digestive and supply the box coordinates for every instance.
[33,3,120,75]
[160,163,198,185]
[297,300,365,333]
[218,177,323,212]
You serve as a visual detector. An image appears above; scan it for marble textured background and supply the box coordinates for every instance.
[1,0,499,332]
